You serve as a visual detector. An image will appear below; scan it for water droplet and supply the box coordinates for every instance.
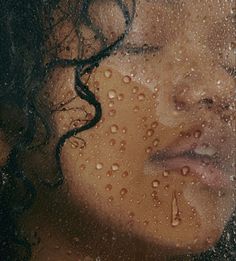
[153,138,160,147]
[152,93,157,99]
[123,75,131,83]
[163,170,169,177]
[109,109,116,117]
[110,124,118,133]
[138,93,146,101]
[105,184,112,191]
[122,127,127,134]
[142,117,147,122]
[122,171,129,177]
[194,130,201,138]
[109,139,116,146]
[132,86,139,93]
[154,86,159,92]
[104,69,112,78]
[109,101,114,107]
[120,140,126,147]
[143,220,149,226]
[164,184,169,190]
[120,188,128,196]
[111,163,119,171]
[146,129,154,137]
[145,147,152,153]
[171,192,181,227]
[106,170,112,177]
[73,237,80,243]
[152,179,160,188]
[117,94,124,101]
[108,90,116,99]
[151,121,158,128]
[133,106,139,112]
[151,191,158,200]
[108,196,114,202]
[119,147,126,152]
[79,164,86,170]
[96,163,103,170]
[181,166,190,176]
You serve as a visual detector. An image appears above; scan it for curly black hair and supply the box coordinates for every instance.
[0,1,235,260]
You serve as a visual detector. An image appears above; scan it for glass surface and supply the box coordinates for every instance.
[0,0,235,260]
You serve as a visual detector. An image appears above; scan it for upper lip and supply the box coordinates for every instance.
[149,124,236,181]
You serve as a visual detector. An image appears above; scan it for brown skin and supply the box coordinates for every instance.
[1,0,235,260]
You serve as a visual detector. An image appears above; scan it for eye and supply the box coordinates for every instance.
[121,43,162,55]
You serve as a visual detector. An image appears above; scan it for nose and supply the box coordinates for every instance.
[157,49,235,127]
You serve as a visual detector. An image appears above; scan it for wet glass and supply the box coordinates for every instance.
[0,0,235,260]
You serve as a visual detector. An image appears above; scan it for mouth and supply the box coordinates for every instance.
[149,126,236,190]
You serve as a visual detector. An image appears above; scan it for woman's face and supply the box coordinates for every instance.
[39,0,235,255]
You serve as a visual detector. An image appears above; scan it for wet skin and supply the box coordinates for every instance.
[1,0,235,260]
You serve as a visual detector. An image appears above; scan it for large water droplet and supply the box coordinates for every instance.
[110,124,119,133]
[163,170,169,177]
[111,163,119,171]
[123,75,131,83]
[152,179,160,188]
[96,163,103,170]
[108,90,117,99]
[171,192,181,227]
[104,69,112,78]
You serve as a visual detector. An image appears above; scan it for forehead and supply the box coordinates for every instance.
[135,0,233,16]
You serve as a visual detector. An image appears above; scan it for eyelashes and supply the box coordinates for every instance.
[120,44,162,55]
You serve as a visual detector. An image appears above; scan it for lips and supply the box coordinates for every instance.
[149,125,236,190]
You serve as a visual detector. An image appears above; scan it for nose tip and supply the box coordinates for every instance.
[172,65,235,114]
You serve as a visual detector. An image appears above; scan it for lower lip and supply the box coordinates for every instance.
[158,156,230,190]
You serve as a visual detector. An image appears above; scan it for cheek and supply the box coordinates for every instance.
[52,66,234,253]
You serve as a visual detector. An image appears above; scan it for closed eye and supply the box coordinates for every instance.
[120,44,162,55]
